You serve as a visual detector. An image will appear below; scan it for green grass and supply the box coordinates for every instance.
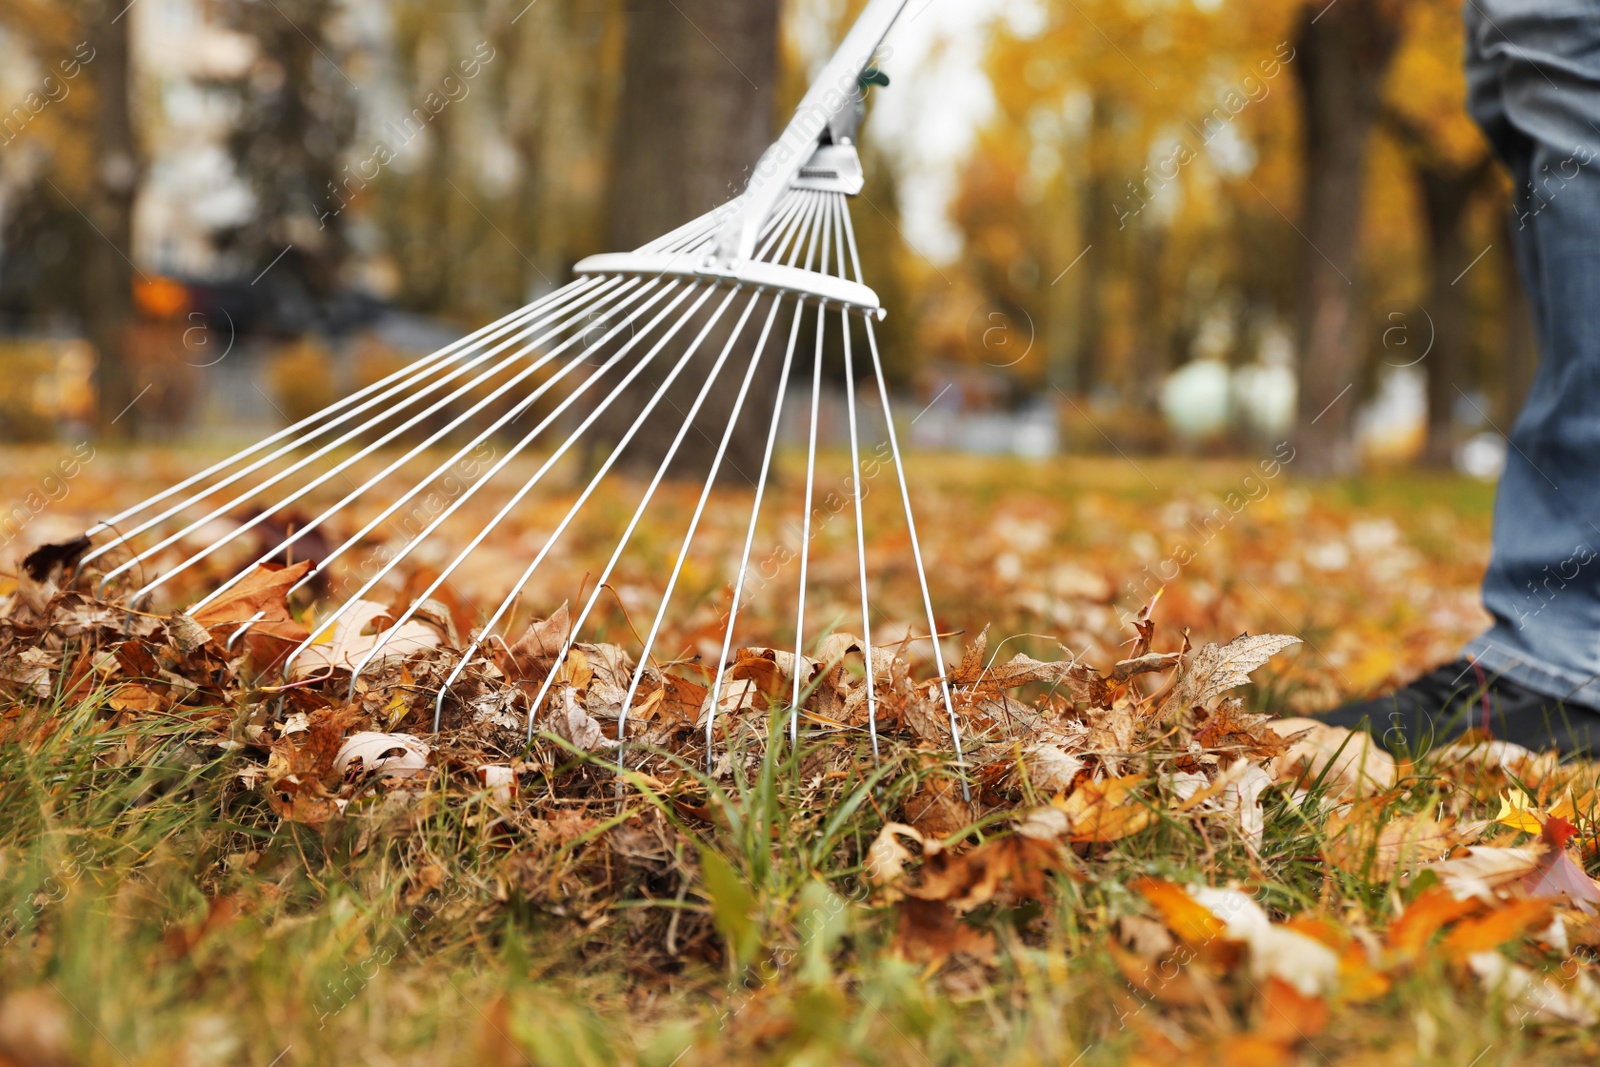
[2,681,1597,1067]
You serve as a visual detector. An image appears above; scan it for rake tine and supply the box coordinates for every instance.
[79,277,598,547]
[704,192,829,767]
[611,294,787,765]
[431,199,823,730]
[790,195,840,745]
[98,275,630,589]
[862,314,969,802]
[334,201,819,690]
[520,286,758,736]
[281,279,722,684]
[178,276,679,611]
[834,199,880,761]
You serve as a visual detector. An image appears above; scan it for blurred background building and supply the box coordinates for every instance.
[0,0,1529,478]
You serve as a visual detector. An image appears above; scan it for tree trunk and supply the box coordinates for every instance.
[598,0,781,484]
[83,1,138,436]
[1415,159,1490,468]
[1290,0,1399,476]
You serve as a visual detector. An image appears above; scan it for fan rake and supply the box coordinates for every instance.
[73,0,968,791]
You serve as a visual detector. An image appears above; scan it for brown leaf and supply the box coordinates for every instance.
[500,601,569,683]
[1191,701,1292,761]
[1267,718,1397,798]
[892,898,996,968]
[1325,809,1462,881]
[907,834,1064,912]
[189,560,312,632]
[1159,633,1301,717]
[866,822,923,901]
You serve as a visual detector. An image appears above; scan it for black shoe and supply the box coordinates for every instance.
[1318,658,1600,758]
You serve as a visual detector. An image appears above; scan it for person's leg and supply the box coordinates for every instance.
[1322,1,1600,755]
[1465,0,1600,704]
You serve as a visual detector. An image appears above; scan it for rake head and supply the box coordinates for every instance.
[73,0,966,790]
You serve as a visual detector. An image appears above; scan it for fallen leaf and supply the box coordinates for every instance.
[1187,885,1342,997]
[1267,718,1397,798]
[334,732,430,778]
[1439,898,1553,961]
[1522,816,1600,914]
[1058,774,1153,843]
[1426,845,1545,902]
[892,897,996,967]
[1133,878,1226,944]
[1326,810,1462,881]
[1159,633,1301,717]
[865,822,923,901]
[288,599,440,679]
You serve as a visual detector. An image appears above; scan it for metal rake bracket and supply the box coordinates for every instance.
[74,0,970,798]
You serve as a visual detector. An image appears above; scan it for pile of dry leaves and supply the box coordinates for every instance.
[5,535,1600,1059]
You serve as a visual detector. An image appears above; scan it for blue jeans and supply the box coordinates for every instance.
[1463,0,1600,708]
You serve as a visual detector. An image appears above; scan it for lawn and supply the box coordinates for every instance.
[5,445,1596,1067]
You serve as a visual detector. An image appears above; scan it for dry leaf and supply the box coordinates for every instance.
[1427,845,1545,902]
[866,822,923,901]
[288,599,440,679]
[334,732,431,778]
[1268,718,1397,798]
[1160,633,1301,717]
[1057,774,1153,843]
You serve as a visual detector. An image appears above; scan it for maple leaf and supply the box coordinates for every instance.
[1157,633,1301,718]
[1522,816,1600,915]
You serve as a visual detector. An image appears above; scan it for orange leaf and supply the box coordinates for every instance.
[1254,975,1329,1044]
[1386,888,1482,960]
[1133,878,1225,944]
[1439,898,1553,961]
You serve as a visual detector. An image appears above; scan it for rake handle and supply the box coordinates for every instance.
[712,0,911,265]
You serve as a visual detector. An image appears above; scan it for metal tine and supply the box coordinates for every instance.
[101,275,643,594]
[187,194,812,617]
[832,196,881,760]
[89,275,625,571]
[315,197,812,685]
[280,278,725,684]
[94,196,729,561]
[849,204,968,799]
[519,285,767,740]
[702,190,831,766]
[86,194,738,575]
[429,194,823,729]
[80,277,606,566]
[609,294,788,763]
[789,194,839,744]
[345,283,753,699]
[166,275,678,608]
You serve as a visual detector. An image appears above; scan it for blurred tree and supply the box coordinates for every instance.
[1382,0,1495,467]
[208,0,358,332]
[597,0,782,482]
[369,0,619,321]
[1290,0,1400,475]
[0,0,140,436]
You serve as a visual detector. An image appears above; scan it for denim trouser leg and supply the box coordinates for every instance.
[1462,0,1600,709]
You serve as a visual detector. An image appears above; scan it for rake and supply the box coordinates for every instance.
[73,0,967,789]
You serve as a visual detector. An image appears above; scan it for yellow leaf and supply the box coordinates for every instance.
[1494,791,1544,835]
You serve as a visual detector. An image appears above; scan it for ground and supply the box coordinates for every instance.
[5,444,1597,1067]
